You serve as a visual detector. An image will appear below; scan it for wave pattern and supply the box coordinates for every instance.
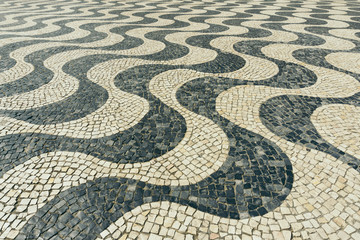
[0,0,359,239]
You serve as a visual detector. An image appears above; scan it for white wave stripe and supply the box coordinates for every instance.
[329,14,360,23]
[0,57,151,139]
[0,42,63,86]
[0,1,359,239]
[281,24,356,50]
[97,152,360,239]
[0,13,288,104]
[311,104,360,160]
[328,28,360,41]
[0,12,41,27]
[0,16,293,134]
[213,33,360,170]
[215,71,359,145]
[213,87,360,239]
[325,52,360,74]
[0,56,285,238]
[0,23,134,86]
[164,31,219,64]
[0,53,281,236]
[0,8,243,41]
[209,36,281,80]
[0,28,131,109]
[261,44,359,98]
[0,6,301,88]
[0,31,283,138]
[0,4,205,38]
[0,14,54,31]
[0,51,80,110]
[0,0,96,13]
[0,104,228,238]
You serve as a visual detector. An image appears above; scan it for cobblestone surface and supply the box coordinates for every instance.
[0,0,360,239]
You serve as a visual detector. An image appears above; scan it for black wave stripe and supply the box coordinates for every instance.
[188,16,229,33]
[0,45,78,98]
[356,32,360,39]
[44,3,84,14]
[189,7,221,16]
[289,32,327,46]
[0,28,247,122]
[190,51,246,73]
[0,35,232,121]
[2,1,358,239]
[9,16,50,33]
[0,4,256,85]
[0,11,190,79]
[0,13,38,28]
[305,26,338,36]
[63,4,108,16]
[0,14,6,22]
[64,22,109,44]
[16,76,296,240]
[142,30,189,61]
[259,22,327,46]
[80,7,109,18]
[158,13,191,28]
[310,13,340,20]
[0,40,46,72]
[0,11,25,24]
[103,25,145,50]
[0,24,162,97]
[233,40,319,89]
[0,54,111,124]
[276,11,328,25]
[260,94,360,171]
[263,15,290,22]
[177,76,294,213]
[16,150,290,239]
[292,48,360,80]
[223,19,273,38]
[127,11,158,25]
[141,2,168,12]
[34,19,77,38]
[0,35,247,178]
[0,64,186,178]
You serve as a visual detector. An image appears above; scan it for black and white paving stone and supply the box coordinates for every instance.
[0,0,359,239]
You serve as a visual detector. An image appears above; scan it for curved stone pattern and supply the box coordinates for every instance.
[96,150,360,239]
[260,94,360,171]
[311,104,360,160]
[325,52,360,74]
[0,0,360,239]
[215,88,360,240]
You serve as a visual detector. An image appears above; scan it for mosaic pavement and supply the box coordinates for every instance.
[0,0,360,239]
